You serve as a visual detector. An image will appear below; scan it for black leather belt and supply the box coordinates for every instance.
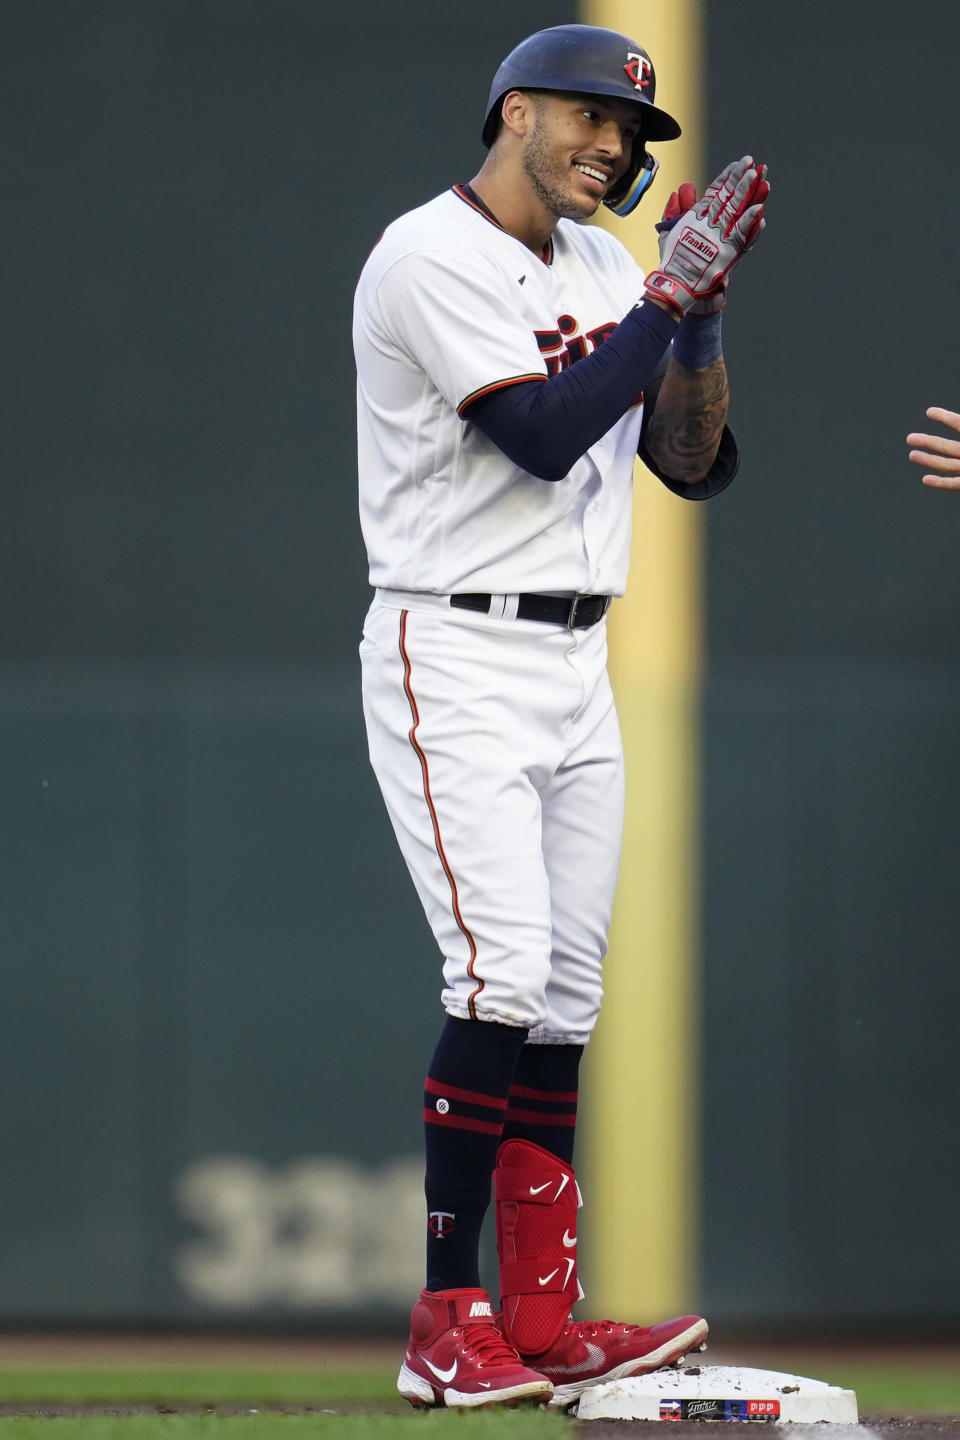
[450,592,611,629]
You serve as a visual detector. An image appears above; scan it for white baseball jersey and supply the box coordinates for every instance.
[354,184,648,598]
[355,184,657,1041]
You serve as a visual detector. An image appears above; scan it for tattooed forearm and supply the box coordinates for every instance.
[644,357,729,484]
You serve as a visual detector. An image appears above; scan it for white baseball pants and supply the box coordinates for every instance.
[360,589,625,1044]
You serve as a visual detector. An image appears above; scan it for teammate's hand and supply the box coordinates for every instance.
[644,155,769,318]
[907,407,960,490]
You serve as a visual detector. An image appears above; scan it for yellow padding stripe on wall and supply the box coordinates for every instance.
[580,0,704,1319]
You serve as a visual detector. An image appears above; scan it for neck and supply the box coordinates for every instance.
[468,159,558,256]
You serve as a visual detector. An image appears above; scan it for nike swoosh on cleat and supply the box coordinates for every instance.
[422,1357,458,1383]
[562,1229,576,1248]
[478,1382,491,1389]
[538,1268,560,1285]
[529,1182,551,1195]
[543,1340,606,1377]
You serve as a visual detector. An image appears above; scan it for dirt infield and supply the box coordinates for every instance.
[581,1426,960,1439]
[0,1334,398,1366]
[1,1334,957,1369]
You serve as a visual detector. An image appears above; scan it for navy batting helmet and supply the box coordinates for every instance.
[481,24,681,217]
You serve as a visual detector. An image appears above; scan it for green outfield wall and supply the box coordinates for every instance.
[1,0,958,1329]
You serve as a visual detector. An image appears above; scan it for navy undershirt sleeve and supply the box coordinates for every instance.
[463,299,678,482]
[639,416,740,501]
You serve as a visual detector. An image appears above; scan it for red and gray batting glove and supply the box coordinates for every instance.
[656,181,723,315]
[645,155,769,318]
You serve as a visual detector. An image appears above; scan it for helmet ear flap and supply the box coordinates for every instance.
[605,150,659,217]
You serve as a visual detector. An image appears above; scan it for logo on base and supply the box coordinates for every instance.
[661,1398,782,1421]
[747,1400,781,1418]
[687,1400,727,1420]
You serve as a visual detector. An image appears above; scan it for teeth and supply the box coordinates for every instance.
[575,164,607,183]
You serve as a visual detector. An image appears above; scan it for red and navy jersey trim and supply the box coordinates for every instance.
[451,183,554,266]
[457,372,545,417]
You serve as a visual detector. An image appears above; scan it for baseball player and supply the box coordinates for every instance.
[353,23,769,1411]
[907,407,960,489]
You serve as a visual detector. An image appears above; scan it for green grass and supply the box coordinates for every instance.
[0,1419,567,1440]
[0,1362,569,1438]
[0,1365,399,1407]
[784,1361,960,1417]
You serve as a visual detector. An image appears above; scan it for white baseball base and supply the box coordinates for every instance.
[574,1364,859,1423]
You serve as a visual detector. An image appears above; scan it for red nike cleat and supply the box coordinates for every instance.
[397,1287,554,1409]
[520,1312,708,1408]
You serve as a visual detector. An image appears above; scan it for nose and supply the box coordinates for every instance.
[596,118,625,163]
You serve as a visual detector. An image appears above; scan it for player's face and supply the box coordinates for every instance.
[521,93,640,220]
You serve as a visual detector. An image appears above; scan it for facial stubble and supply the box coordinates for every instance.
[521,107,599,222]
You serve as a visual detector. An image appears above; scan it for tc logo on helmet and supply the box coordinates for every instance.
[624,52,652,90]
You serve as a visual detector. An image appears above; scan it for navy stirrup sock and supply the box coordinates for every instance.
[501,1041,584,1167]
[423,1014,527,1292]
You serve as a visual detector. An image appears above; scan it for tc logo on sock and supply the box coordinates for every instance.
[429,1210,455,1237]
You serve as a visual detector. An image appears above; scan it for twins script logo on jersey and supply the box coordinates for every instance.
[535,313,617,377]
[624,52,652,90]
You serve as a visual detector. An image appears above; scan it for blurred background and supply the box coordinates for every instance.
[1,0,958,1338]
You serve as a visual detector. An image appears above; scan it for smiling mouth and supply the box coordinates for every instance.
[573,162,611,190]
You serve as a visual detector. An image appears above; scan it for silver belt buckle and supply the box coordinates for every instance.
[567,595,610,629]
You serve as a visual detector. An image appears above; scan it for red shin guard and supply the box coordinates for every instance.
[495,1139,580,1356]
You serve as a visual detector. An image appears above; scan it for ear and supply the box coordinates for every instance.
[500,89,536,139]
